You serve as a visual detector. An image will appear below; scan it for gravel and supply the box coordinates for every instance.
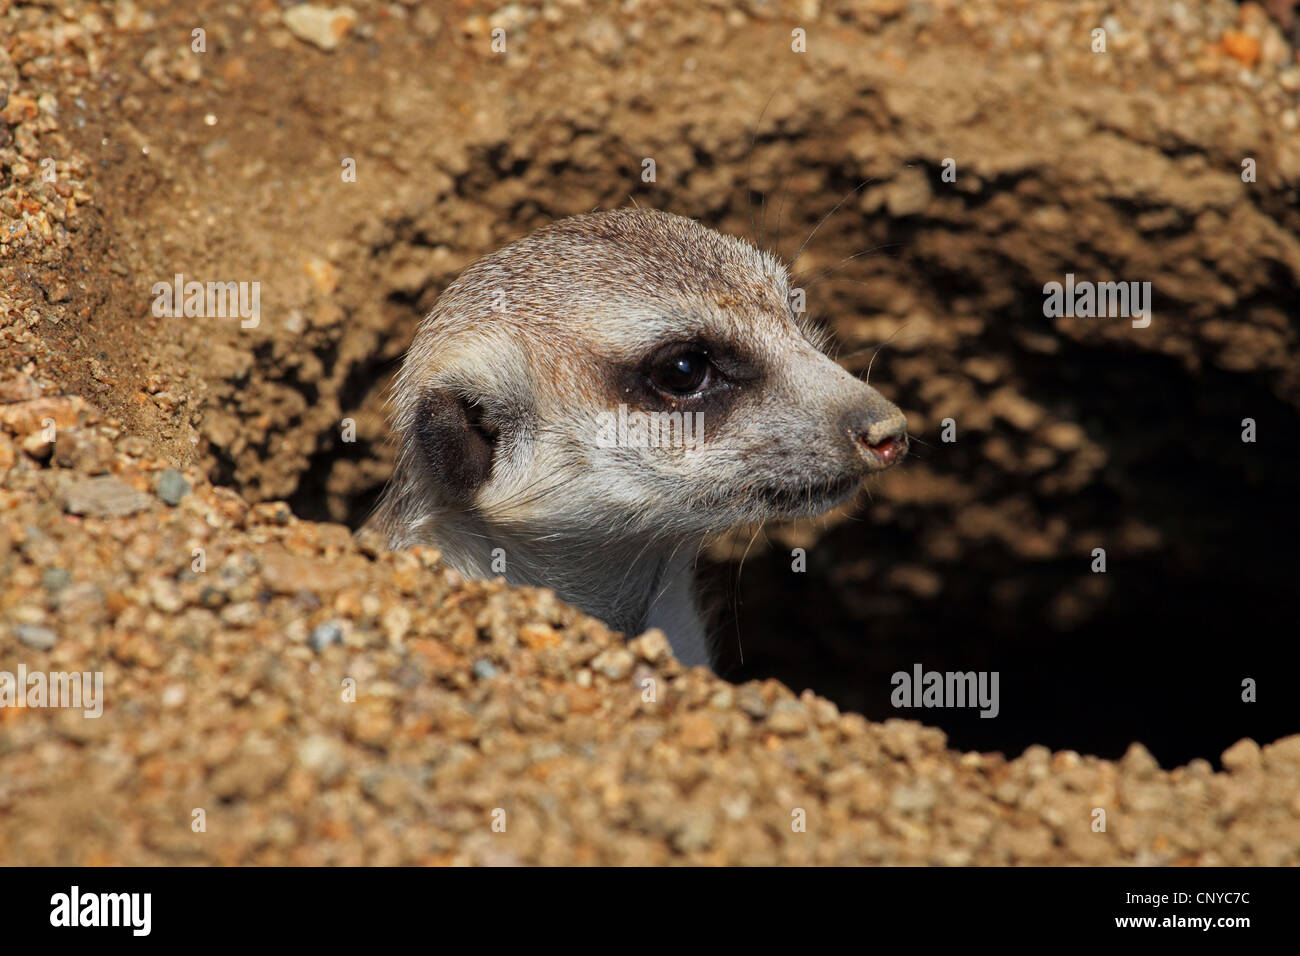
[2,0,1299,867]
[2,389,1299,864]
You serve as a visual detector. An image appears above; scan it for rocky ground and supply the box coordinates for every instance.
[2,396,1298,864]
[2,0,1299,863]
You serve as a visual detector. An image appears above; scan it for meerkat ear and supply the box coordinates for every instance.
[412,388,497,503]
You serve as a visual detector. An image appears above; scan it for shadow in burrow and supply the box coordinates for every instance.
[712,334,1300,769]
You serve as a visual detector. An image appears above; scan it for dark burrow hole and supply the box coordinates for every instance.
[711,343,1300,769]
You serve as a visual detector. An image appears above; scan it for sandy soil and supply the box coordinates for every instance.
[2,0,1299,863]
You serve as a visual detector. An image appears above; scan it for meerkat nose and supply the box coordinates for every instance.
[866,433,906,463]
[844,409,909,470]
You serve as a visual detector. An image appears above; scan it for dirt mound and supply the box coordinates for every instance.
[2,398,1298,864]
[2,0,1300,863]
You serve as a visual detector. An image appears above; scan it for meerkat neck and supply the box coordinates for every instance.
[408,508,711,667]
[640,548,711,668]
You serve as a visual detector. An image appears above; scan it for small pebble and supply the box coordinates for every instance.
[63,477,153,517]
[283,4,357,51]
[155,469,191,505]
[41,568,72,593]
[16,624,58,651]
[308,621,345,652]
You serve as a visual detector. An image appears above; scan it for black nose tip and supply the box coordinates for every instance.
[845,411,909,469]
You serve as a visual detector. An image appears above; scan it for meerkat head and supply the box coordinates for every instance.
[385,208,907,548]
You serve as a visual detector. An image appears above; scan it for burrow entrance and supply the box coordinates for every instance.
[278,179,1299,770]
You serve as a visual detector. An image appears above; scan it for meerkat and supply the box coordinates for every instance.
[372,208,908,668]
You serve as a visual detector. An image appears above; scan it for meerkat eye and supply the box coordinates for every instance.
[649,350,712,395]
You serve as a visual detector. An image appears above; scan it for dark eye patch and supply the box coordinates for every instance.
[601,335,763,435]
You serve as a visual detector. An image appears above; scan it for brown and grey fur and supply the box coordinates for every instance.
[373,208,907,668]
